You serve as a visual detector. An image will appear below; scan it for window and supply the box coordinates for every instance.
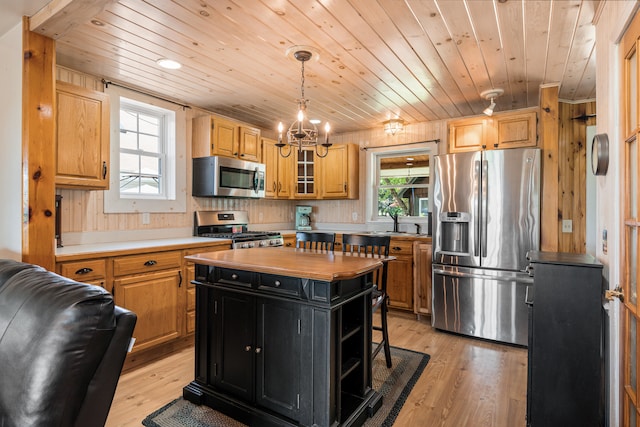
[104,85,186,213]
[119,99,168,197]
[366,145,436,222]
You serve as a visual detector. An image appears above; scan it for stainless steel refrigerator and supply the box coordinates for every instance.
[432,148,540,346]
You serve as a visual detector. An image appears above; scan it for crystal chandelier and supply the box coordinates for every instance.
[277,49,331,158]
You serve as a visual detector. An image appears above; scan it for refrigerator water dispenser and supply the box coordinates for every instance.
[439,212,471,255]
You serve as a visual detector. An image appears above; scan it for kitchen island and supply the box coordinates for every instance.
[183,247,386,427]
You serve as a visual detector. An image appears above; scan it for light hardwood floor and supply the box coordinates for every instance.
[105,311,528,427]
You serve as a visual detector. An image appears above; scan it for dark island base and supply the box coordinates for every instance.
[183,381,382,427]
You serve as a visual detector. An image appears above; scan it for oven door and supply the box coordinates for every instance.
[193,156,265,198]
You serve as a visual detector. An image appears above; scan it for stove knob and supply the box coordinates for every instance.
[242,243,250,249]
[248,242,255,248]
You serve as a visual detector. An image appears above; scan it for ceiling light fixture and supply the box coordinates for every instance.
[156,58,182,70]
[383,118,404,135]
[481,88,504,116]
[277,49,331,158]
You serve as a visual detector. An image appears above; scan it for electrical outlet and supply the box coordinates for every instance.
[352,212,358,221]
[142,212,150,225]
[562,219,572,233]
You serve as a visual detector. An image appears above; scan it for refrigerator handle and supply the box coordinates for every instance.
[474,160,481,257]
[481,160,488,257]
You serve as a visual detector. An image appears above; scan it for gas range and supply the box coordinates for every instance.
[194,210,284,249]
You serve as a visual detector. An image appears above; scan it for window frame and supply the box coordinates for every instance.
[104,85,186,213]
[365,143,437,225]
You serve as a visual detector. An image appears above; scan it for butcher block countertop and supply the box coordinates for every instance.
[186,246,391,282]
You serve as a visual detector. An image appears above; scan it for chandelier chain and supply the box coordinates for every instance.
[300,60,305,100]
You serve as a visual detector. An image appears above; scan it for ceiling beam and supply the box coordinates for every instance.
[29,0,113,39]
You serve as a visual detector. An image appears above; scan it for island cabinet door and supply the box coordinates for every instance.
[255,298,301,421]
[212,289,256,402]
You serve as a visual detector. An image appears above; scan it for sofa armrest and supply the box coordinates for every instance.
[74,306,137,427]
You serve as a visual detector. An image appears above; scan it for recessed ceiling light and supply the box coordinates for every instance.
[156,58,182,70]
[91,20,104,26]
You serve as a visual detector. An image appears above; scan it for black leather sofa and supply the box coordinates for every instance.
[0,259,137,427]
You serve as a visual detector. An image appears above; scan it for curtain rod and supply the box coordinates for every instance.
[361,139,440,150]
[101,79,191,110]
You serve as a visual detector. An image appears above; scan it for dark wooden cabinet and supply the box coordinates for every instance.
[212,289,301,420]
[526,251,604,427]
[185,263,379,427]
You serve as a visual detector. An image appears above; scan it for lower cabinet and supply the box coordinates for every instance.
[387,239,414,310]
[212,289,301,421]
[113,268,182,353]
[413,242,432,316]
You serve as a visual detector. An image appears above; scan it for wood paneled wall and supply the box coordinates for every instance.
[557,101,596,253]
[56,65,446,235]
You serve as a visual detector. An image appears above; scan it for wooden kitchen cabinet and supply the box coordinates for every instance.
[262,137,293,199]
[448,109,537,153]
[55,81,110,189]
[238,125,261,162]
[209,288,302,421]
[57,258,108,289]
[319,144,359,199]
[387,238,414,311]
[112,251,183,353]
[413,242,432,317]
[192,115,261,161]
[294,148,318,198]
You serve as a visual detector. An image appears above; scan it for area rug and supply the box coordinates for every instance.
[142,346,430,427]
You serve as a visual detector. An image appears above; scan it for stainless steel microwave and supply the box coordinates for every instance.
[192,156,265,198]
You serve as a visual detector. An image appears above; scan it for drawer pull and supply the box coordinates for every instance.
[75,267,93,275]
[274,280,281,287]
[231,273,239,280]
[393,246,402,251]
[144,260,157,266]
[255,347,262,354]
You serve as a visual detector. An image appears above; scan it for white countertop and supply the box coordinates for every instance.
[56,236,229,259]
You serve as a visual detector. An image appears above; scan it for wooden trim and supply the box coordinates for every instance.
[540,85,559,252]
[22,18,56,270]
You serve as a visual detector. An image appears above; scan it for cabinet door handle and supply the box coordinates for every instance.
[102,161,107,179]
[255,347,262,354]
[231,273,239,280]
[344,183,347,191]
[273,182,277,192]
[178,271,183,287]
[493,143,499,148]
[75,267,93,275]
[393,246,402,251]
[245,345,252,352]
[274,280,281,287]
[144,260,157,266]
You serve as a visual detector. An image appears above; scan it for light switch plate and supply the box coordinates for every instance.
[562,219,572,233]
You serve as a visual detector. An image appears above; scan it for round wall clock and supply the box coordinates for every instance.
[591,133,609,176]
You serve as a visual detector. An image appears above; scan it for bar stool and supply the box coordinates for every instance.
[342,233,392,368]
[295,231,336,251]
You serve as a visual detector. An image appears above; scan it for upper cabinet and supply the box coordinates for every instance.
[192,115,261,162]
[262,137,293,199]
[55,81,110,189]
[319,143,359,199]
[448,110,537,153]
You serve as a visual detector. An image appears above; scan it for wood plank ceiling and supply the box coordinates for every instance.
[29,0,599,134]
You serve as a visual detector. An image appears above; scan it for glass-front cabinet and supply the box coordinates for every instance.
[295,149,317,198]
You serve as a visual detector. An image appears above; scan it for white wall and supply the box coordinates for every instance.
[595,2,639,424]
[0,21,23,260]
